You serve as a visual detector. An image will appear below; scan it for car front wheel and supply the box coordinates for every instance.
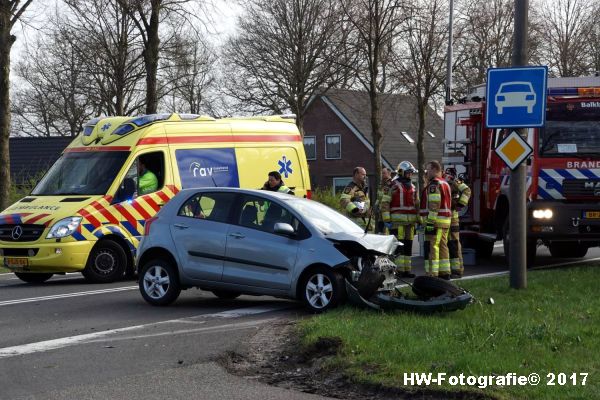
[301,268,345,313]
[139,259,181,306]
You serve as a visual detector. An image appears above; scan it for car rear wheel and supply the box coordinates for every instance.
[211,290,241,300]
[301,268,345,313]
[83,240,126,283]
[14,272,53,284]
[139,259,181,306]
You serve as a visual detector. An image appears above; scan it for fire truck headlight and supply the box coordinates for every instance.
[533,209,553,219]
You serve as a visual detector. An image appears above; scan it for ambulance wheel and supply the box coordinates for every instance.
[14,272,53,284]
[83,240,127,283]
[503,220,536,268]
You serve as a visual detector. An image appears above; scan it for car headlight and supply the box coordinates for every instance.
[532,209,553,219]
[46,217,82,239]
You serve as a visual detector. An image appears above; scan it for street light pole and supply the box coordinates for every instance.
[509,0,529,289]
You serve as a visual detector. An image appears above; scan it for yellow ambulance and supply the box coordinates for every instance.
[0,113,311,283]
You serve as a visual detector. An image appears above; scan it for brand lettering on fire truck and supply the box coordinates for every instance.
[581,102,600,108]
[566,161,600,168]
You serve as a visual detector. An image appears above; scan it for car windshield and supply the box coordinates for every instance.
[286,198,364,235]
[32,151,130,195]
[539,102,600,157]
[501,83,531,93]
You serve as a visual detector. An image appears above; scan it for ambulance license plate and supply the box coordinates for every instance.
[584,211,600,219]
[3,257,28,270]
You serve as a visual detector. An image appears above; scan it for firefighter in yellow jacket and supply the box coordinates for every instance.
[340,167,370,227]
[419,161,452,279]
[381,161,418,277]
[445,168,472,278]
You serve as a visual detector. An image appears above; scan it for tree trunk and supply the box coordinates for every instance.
[0,21,14,211]
[416,99,427,192]
[144,0,160,114]
[369,90,383,194]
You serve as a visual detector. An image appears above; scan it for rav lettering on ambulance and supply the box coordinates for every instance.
[566,161,600,168]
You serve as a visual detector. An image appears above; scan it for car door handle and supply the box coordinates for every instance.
[229,232,245,239]
[173,223,189,230]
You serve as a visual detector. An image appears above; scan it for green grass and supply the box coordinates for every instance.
[299,266,600,399]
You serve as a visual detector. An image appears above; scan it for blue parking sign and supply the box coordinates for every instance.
[486,66,548,128]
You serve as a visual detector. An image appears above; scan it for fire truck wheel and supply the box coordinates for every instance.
[83,240,127,283]
[549,242,588,258]
[503,219,537,268]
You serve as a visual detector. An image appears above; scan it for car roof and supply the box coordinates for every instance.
[176,187,298,201]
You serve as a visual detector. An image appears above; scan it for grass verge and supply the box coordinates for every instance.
[299,266,600,399]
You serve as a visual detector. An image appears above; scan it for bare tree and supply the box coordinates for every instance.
[63,0,146,115]
[117,0,205,114]
[452,0,514,96]
[160,29,217,114]
[222,0,352,135]
[392,0,448,188]
[340,0,407,189]
[538,0,595,77]
[0,0,34,209]
[12,29,95,137]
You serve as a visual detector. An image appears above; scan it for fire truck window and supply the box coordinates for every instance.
[495,129,509,148]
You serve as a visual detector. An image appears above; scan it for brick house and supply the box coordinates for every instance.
[302,89,444,193]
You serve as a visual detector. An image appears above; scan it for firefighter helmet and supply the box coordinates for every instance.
[397,161,417,175]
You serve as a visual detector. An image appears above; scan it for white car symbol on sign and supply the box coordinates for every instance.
[495,81,536,114]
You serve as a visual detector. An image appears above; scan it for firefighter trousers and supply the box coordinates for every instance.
[448,220,463,275]
[390,224,415,272]
[424,227,450,277]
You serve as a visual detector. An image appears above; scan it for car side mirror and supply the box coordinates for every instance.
[274,222,296,236]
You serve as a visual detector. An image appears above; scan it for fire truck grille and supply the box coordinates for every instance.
[0,224,46,242]
[561,179,600,198]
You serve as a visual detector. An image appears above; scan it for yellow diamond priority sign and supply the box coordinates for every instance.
[495,130,533,170]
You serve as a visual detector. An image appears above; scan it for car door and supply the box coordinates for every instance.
[169,191,236,282]
[222,194,300,290]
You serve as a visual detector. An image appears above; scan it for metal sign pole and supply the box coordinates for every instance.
[510,0,529,289]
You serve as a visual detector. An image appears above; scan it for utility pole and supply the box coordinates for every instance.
[509,0,529,289]
[445,0,454,105]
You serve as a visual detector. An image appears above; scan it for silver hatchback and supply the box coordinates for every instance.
[137,188,399,312]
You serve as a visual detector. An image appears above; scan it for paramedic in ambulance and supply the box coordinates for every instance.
[137,156,158,196]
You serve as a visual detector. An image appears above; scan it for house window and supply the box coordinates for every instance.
[333,177,352,195]
[401,131,415,144]
[325,135,341,159]
[303,136,316,160]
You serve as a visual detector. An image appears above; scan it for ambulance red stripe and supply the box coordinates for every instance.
[91,202,120,225]
[131,201,152,220]
[137,135,301,146]
[114,204,138,228]
[23,213,50,224]
[79,209,102,228]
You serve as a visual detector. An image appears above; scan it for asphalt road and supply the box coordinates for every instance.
[1,243,599,400]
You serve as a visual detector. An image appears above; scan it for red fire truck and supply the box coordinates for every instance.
[443,76,600,265]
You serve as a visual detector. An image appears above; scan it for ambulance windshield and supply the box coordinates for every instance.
[540,102,600,156]
[31,151,130,195]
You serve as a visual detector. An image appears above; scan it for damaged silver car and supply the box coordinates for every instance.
[136,188,471,313]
